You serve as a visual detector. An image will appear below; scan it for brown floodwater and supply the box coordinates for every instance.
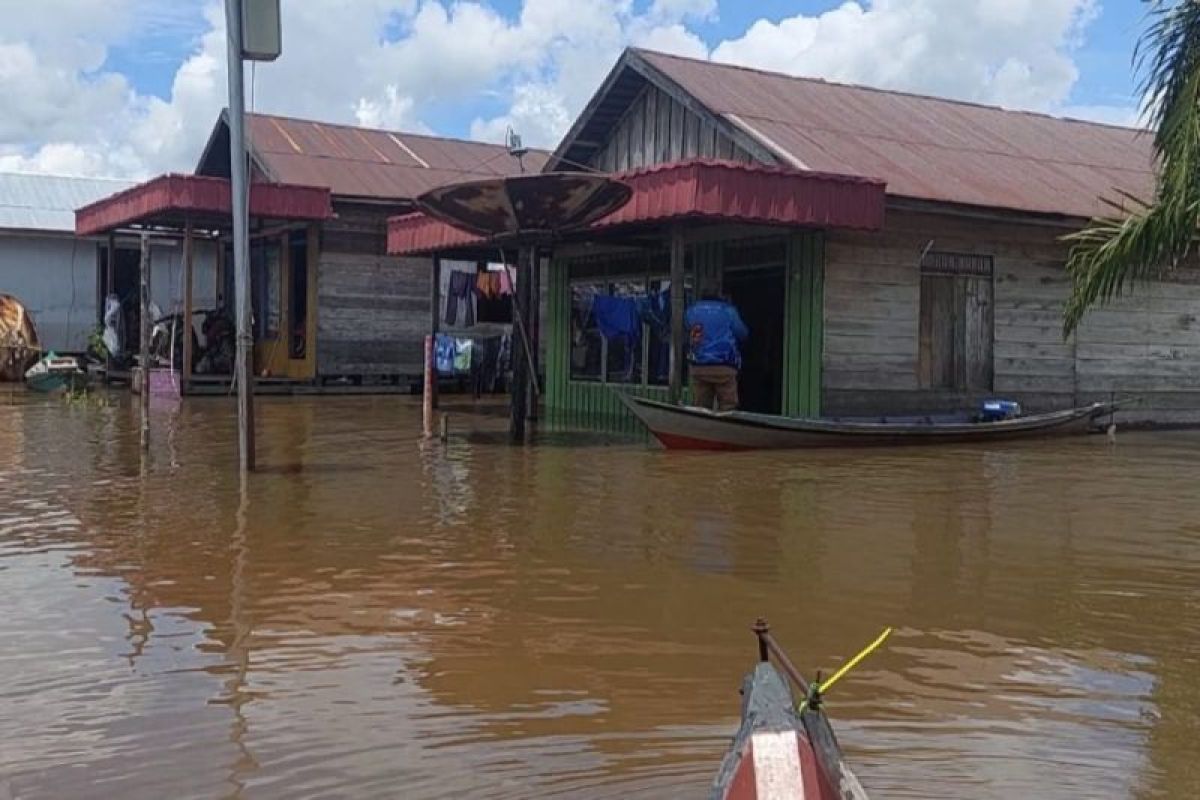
[1,389,1198,799]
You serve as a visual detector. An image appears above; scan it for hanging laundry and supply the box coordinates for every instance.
[638,288,671,333]
[435,334,457,376]
[592,295,641,342]
[497,268,514,296]
[444,271,475,327]
[471,336,505,397]
[453,338,474,374]
[476,271,501,299]
[591,294,641,379]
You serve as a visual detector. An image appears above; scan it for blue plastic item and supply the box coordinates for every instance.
[979,399,1022,422]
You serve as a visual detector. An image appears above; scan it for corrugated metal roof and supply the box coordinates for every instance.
[633,49,1155,219]
[0,172,136,233]
[245,114,552,201]
[75,174,333,237]
[387,159,885,256]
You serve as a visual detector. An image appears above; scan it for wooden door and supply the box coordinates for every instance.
[962,276,993,391]
[918,258,994,392]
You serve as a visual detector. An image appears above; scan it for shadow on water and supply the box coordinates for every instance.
[0,390,1198,799]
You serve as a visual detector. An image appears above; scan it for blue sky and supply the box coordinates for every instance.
[104,0,1147,129]
[0,1,1153,177]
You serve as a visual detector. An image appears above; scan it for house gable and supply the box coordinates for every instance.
[549,49,775,172]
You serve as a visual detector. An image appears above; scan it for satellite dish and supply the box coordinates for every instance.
[415,172,632,241]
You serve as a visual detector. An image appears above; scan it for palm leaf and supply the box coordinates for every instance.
[1063,0,1200,336]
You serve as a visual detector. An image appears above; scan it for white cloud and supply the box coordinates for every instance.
[0,0,1135,179]
[709,0,1107,113]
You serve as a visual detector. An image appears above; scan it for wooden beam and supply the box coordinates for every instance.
[139,232,150,450]
[430,254,441,409]
[182,220,194,392]
[510,247,533,440]
[668,225,685,403]
[528,248,541,420]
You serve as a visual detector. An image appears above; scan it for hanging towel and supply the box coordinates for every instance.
[435,334,456,375]
[638,288,671,333]
[497,268,514,296]
[445,271,475,326]
[453,338,473,374]
[591,295,641,378]
[592,295,641,342]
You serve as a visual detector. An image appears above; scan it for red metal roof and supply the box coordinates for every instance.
[75,174,333,236]
[244,114,552,201]
[387,159,884,256]
[633,49,1155,219]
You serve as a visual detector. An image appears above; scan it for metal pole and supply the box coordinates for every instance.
[225,0,255,472]
[668,225,686,403]
[139,232,150,450]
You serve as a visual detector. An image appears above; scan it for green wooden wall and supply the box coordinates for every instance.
[544,259,674,434]
[783,231,824,417]
[545,231,825,430]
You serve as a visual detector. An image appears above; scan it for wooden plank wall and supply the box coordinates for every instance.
[824,209,1200,424]
[592,84,754,171]
[317,203,431,378]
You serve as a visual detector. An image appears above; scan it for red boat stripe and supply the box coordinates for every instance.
[652,432,752,451]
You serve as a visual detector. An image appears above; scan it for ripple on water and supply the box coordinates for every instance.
[0,394,1198,798]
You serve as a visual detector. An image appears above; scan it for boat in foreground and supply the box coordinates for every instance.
[711,621,871,800]
[619,393,1111,450]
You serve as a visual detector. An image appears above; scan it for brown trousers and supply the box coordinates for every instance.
[690,364,739,411]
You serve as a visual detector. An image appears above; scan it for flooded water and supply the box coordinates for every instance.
[1,388,1198,799]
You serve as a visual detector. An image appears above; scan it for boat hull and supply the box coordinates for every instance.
[711,662,868,800]
[619,394,1109,450]
[24,356,87,393]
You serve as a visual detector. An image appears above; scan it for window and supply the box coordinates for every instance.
[570,282,605,382]
[918,252,994,391]
[568,272,677,387]
[250,238,282,340]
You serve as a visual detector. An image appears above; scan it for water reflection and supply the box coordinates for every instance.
[0,391,1197,798]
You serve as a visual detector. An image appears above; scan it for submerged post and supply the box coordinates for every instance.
[668,225,686,403]
[225,0,255,471]
[139,232,150,450]
[423,334,434,438]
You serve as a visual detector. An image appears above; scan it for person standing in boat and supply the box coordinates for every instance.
[685,280,749,411]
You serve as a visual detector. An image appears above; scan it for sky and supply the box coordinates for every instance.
[0,0,1151,179]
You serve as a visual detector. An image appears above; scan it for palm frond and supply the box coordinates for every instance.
[1063,0,1200,335]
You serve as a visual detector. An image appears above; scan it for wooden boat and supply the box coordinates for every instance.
[711,621,870,800]
[0,293,40,381]
[619,394,1111,450]
[24,353,87,393]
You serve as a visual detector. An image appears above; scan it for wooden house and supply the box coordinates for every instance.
[392,48,1193,426]
[76,112,546,392]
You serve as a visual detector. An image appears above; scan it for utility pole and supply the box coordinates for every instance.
[224,0,279,472]
[225,0,254,472]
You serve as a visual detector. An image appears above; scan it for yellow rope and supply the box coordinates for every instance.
[820,627,892,694]
[798,627,892,713]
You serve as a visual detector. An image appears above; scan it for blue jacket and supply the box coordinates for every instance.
[685,299,749,368]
